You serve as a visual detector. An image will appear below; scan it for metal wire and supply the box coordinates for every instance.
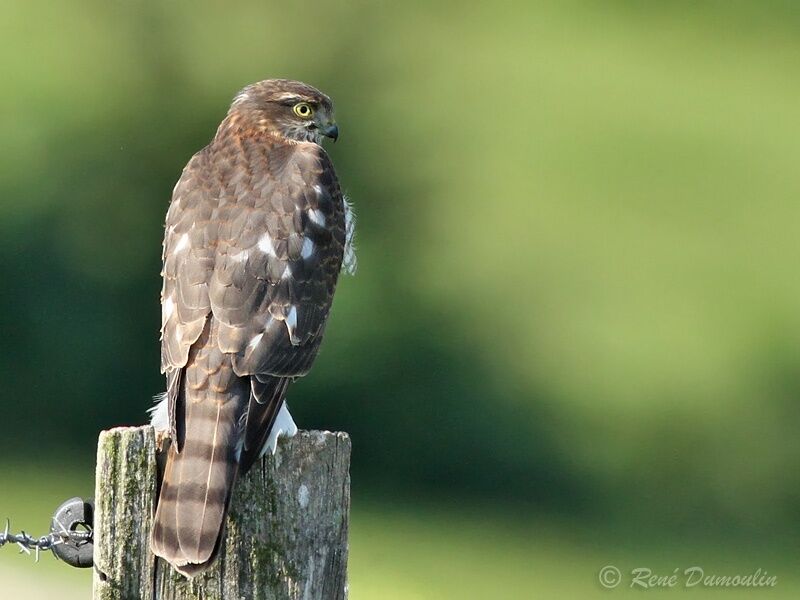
[0,518,92,563]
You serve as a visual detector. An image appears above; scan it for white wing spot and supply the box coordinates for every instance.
[281,265,292,280]
[248,333,263,349]
[163,295,175,320]
[308,208,325,227]
[285,306,299,344]
[301,238,314,259]
[257,233,276,256]
[173,233,189,255]
[313,184,323,196]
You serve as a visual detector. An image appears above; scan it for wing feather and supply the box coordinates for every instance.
[161,140,344,379]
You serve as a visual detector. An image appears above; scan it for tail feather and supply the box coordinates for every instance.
[151,440,182,562]
[176,400,239,564]
[239,376,291,473]
[151,381,246,575]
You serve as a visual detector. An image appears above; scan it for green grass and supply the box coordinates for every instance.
[2,463,798,599]
[351,500,800,599]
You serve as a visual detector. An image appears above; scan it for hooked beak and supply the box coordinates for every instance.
[321,123,339,142]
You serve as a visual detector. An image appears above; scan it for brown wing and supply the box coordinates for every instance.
[211,142,346,378]
[161,138,345,376]
[160,136,345,449]
[160,149,214,375]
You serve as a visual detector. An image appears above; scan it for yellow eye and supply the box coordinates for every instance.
[292,102,314,118]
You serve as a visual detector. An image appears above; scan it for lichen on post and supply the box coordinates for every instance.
[93,426,157,600]
[93,426,351,600]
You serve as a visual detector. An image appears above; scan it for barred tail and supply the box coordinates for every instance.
[151,379,247,576]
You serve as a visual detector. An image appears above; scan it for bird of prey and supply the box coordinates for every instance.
[148,79,356,576]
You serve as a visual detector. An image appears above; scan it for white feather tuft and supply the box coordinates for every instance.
[148,392,170,434]
[301,238,314,259]
[307,208,325,227]
[261,401,298,457]
[342,195,357,275]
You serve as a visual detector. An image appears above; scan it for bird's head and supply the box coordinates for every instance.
[228,79,338,144]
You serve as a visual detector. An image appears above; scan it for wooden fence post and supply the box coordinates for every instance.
[92,426,351,600]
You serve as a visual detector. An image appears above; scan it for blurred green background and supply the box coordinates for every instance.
[2,0,800,597]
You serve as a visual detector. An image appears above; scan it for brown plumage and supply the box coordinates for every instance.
[151,79,347,576]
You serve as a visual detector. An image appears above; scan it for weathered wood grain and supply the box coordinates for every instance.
[93,426,157,600]
[93,426,351,600]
